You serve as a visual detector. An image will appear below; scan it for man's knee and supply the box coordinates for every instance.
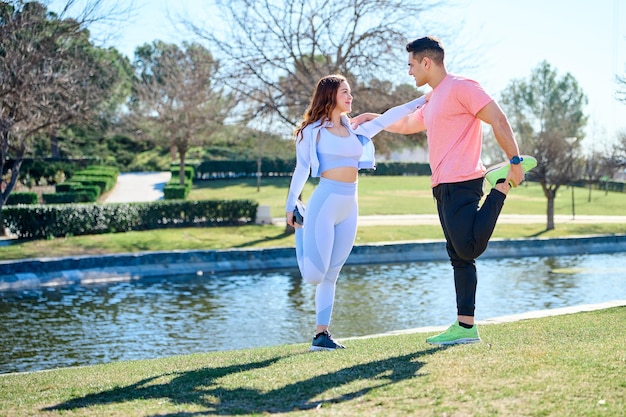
[450,240,488,261]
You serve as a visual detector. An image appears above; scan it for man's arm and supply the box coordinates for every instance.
[477,101,524,187]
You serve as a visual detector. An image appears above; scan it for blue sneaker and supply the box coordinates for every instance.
[485,155,537,188]
[310,330,345,351]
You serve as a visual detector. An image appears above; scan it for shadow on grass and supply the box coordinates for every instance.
[44,347,441,415]
[232,230,293,249]
[529,229,550,238]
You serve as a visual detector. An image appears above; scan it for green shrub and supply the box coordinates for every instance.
[6,192,38,205]
[191,160,431,179]
[2,199,258,239]
[163,184,188,199]
[164,167,194,200]
[55,182,83,192]
[50,166,119,203]
[42,191,97,204]
[170,165,195,181]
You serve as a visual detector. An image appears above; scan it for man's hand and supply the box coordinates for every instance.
[350,113,380,130]
[506,163,525,187]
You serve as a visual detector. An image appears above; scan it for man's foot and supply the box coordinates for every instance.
[310,329,345,351]
[485,155,537,188]
[426,321,480,346]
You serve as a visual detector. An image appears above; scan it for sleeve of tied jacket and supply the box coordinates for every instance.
[353,95,427,138]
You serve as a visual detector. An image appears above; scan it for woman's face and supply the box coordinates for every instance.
[334,81,353,114]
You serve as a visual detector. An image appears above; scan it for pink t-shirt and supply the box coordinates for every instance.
[415,74,493,188]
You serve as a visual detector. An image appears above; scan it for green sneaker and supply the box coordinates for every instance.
[426,321,480,346]
[485,155,537,188]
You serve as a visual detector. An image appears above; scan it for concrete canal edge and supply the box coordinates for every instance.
[1,234,625,291]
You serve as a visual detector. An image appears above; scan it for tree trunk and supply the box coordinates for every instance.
[546,194,555,230]
[0,209,6,237]
[542,183,558,231]
[256,157,262,192]
[0,159,24,237]
[179,150,187,186]
[50,130,60,158]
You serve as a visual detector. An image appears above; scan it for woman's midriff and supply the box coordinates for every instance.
[321,167,358,183]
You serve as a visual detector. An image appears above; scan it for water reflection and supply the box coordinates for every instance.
[1,252,624,374]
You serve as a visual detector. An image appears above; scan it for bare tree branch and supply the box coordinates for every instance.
[129,41,236,185]
[182,0,444,141]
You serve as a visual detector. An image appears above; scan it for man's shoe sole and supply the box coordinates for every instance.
[427,337,481,346]
[485,155,537,187]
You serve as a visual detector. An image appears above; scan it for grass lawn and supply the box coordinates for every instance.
[1,179,624,416]
[189,176,626,218]
[0,306,624,416]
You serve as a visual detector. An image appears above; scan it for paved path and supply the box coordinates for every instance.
[104,172,171,203]
[355,213,626,226]
[272,213,626,227]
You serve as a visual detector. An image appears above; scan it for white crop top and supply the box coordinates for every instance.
[285,95,427,213]
[317,129,362,173]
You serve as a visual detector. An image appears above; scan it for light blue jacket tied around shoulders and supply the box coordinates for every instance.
[285,95,427,213]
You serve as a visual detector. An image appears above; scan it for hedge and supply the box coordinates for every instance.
[5,192,38,205]
[2,199,258,239]
[164,166,195,200]
[42,191,97,204]
[193,160,432,179]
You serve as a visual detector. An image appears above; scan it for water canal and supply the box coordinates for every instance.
[1,251,625,374]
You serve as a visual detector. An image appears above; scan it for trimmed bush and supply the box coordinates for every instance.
[42,191,97,204]
[192,159,432,179]
[163,184,188,199]
[6,192,38,205]
[170,165,195,182]
[2,199,258,239]
[164,166,194,200]
[49,165,120,203]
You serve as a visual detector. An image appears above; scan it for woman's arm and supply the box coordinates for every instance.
[351,95,427,137]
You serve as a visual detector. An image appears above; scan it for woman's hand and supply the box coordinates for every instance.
[286,211,302,228]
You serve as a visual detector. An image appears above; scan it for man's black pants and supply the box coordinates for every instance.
[432,178,506,317]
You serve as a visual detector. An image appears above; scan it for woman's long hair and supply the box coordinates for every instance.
[294,74,346,142]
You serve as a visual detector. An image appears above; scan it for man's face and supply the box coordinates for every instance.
[407,53,427,87]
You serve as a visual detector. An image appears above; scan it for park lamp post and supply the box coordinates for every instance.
[565,137,578,219]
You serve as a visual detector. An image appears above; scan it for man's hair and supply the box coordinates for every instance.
[406,36,445,65]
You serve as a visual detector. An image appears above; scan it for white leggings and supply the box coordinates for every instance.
[295,177,358,326]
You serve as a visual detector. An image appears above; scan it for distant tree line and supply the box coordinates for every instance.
[2,0,626,235]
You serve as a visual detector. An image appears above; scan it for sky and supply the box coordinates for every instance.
[57,0,626,152]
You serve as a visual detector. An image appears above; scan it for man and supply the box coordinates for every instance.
[351,36,536,345]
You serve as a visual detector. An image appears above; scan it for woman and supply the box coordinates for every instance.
[285,74,425,351]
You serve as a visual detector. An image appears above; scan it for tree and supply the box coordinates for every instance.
[130,41,235,186]
[601,131,626,191]
[0,0,130,234]
[184,0,443,146]
[500,61,588,230]
[34,46,134,161]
